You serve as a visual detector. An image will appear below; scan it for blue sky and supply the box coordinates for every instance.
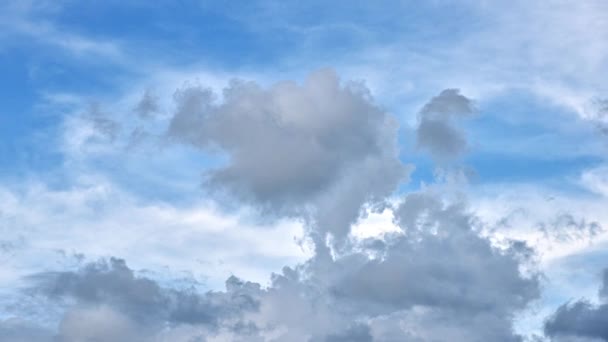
[2,1,608,341]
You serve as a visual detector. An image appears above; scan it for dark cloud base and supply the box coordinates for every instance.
[4,191,541,341]
[544,269,608,342]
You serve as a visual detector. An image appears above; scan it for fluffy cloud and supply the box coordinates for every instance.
[0,319,54,342]
[8,190,539,341]
[415,89,475,161]
[135,89,161,119]
[2,69,549,341]
[3,1,608,341]
[544,269,608,341]
[167,69,409,243]
[19,258,263,341]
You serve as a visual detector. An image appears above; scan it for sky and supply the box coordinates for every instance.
[1,1,608,341]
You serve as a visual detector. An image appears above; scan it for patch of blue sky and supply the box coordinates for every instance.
[399,90,607,194]
[465,91,605,183]
[34,0,489,71]
[466,154,602,188]
[541,244,608,311]
[472,90,604,150]
[0,49,38,155]
[0,54,65,180]
[45,1,294,69]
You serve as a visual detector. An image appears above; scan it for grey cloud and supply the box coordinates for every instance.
[538,214,604,243]
[59,306,145,342]
[11,192,539,341]
[167,70,384,205]
[251,192,538,341]
[545,301,608,341]
[8,70,539,341]
[416,89,475,160]
[321,324,373,342]
[600,269,608,299]
[135,89,160,119]
[0,319,54,342]
[26,257,261,340]
[32,258,166,317]
[544,269,608,342]
[551,337,605,342]
[86,103,121,142]
[0,306,170,342]
[420,89,475,119]
[371,308,526,342]
[167,69,408,243]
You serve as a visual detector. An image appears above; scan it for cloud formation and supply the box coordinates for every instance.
[0,319,54,342]
[19,258,262,341]
[3,69,549,341]
[544,269,608,341]
[3,2,608,341]
[168,69,408,244]
[10,190,539,341]
[416,89,475,161]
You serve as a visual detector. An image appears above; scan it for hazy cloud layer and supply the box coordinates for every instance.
[0,319,54,342]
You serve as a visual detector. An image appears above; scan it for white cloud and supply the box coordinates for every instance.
[0,178,310,291]
[0,3,123,61]
[581,165,608,197]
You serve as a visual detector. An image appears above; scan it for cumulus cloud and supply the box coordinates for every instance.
[9,190,539,341]
[3,1,608,341]
[318,192,539,341]
[416,89,475,161]
[167,69,409,243]
[28,258,261,329]
[3,69,544,340]
[319,324,373,342]
[59,306,144,342]
[600,269,608,300]
[17,257,263,341]
[332,193,539,316]
[544,268,608,342]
